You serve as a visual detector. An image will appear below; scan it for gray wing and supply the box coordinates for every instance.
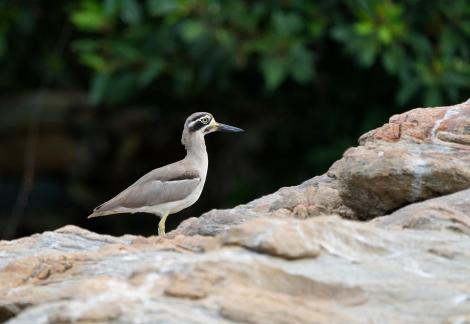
[91,160,200,215]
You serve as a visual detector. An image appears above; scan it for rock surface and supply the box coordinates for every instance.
[1,100,470,323]
[1,206,470,323]
[373,187,470,234]
[330,102,470,218]
[175,174,355,236]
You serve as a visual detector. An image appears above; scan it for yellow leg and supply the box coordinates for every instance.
[158,212,169,236]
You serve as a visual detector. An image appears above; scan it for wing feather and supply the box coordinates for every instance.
[90,160,201,216]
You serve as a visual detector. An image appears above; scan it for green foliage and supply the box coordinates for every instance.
[332,0,470,106]
[68,0,320,104]
[0,0,469,106]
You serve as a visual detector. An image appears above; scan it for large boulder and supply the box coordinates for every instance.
[1,200,470,323]
[329,101,470,218]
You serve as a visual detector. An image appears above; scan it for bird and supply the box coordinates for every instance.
[88,112,243,236]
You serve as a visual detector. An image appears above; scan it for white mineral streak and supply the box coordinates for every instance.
[431,105,460,138]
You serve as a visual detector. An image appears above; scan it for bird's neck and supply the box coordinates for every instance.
[183,133,208,166]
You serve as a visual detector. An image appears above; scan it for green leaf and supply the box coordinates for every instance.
[424,88,443,106]
[308,20,325,38]
[90,73,110,105]
[358,43,377,67]
[382,48,400,73]
[444,85,459,102]
[138,58,165,87]
[261,57,287,91]
[290,45,314,83]
[397,78,419,105]
[440,27,458,58]
[272,12,303,36]
[72,39,100,52]
[71,1,108,31]
[112,41,141,61]
[79,52,109,71]
[443,71,470,87]
[173,67,194,94]
[180,20,207,42]
[291,63,313,83]
[378,26,392,44]
[410,34,432,58]
[331,25,350,42]
[147,0,177,16]
[104,0,121,16]
[106,72,139,104]
[215,28,235,48]
[354,21,373,36]
[121,0,142,25]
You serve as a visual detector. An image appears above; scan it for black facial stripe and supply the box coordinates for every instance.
[189,120,206,132]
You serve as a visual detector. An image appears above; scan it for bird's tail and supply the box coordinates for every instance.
[87,208,116,219]
[88,211,102,219]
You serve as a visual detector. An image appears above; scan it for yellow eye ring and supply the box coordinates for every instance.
[200,117,210,124]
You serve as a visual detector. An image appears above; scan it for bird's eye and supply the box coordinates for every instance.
[200,117,210,124]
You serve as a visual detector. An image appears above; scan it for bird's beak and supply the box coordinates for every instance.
[206,119,244,133]
[215,122,244,133]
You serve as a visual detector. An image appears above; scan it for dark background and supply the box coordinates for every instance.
[1,0,469,239]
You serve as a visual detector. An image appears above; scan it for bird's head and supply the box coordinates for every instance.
[184,112,244,135]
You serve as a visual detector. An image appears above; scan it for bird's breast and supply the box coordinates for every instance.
[169,178,206,214]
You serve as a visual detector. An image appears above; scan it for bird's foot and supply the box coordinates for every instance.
[158,224,165,236]
[158,213,168,237]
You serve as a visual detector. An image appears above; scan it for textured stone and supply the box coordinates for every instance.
[218,285,356,324]
[373,187,470,234]
[2,209,470,323]
[223,217,322,259]
[175,174,354,236]
[329,101,470,218]
[329,141,470,218]
[223,216,392,260]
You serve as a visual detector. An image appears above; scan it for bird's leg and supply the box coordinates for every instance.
[158,212,169,236]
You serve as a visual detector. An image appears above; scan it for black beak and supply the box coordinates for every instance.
[216,122,244,133]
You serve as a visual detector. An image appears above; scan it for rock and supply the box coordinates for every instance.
[329,101,470,218]
[175,174,355,236]
[217,285,356,324]
[2,209,470,323]
[372,187,470,234]
[0,225,362,323]
[223,217,322,259]
[223,216,392,260]
[173,205,260,237]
